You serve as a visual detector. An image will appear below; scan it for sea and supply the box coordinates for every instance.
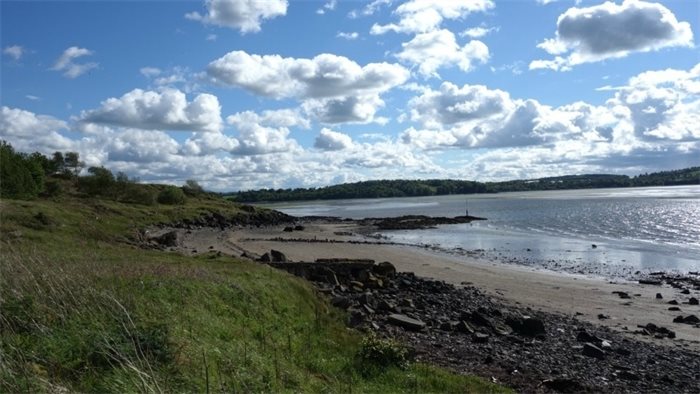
[262,185,700,277]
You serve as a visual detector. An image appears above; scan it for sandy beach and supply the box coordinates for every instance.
[173,221,700,351]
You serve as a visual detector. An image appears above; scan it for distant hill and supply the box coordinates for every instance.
[227,167,700,203]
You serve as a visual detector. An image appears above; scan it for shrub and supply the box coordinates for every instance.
[355,333,409,376]
[182,179,204,197]
[157,186,186,205]
[43,180,63,197]
[120,184,157,205]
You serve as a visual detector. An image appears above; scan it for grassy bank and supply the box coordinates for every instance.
[0,188,507,392]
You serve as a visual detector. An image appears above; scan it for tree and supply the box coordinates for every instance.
[64,152,84,177]
[78,166,115,196]
[0,141,45,199]
[51,152,66,175]
[157,186,186,205]
[182,179,205,196]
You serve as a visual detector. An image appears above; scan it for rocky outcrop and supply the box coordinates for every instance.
[360,215,486,230]
[267,260,700,393]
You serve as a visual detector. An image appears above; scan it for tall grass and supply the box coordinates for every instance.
[0,196,509,393]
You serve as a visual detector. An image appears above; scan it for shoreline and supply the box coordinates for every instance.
[160,219,700,352]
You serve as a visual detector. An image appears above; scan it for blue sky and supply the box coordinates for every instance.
[1,0,698,191]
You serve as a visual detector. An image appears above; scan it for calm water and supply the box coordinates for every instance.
[264,186,700,275]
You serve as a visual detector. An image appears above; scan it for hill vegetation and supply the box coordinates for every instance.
[228,167,700,203]
[0,142,505,392]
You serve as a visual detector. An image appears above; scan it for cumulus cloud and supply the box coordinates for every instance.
[0,106,73,154]
[52,46,98,78]
[227,108,310,129]
[531,0,694,71]
[208,51,407,124]
[371,0,494,35]
[79,88,223,132]
[3,45,24,60]
[314,128,353,150]
[207,51,409,99]
[185,0,287,33]
[396,29,489,77]
[403,82,619,149]
[609,63,700,141]
[107,129,180,163]
[302,95,388,124]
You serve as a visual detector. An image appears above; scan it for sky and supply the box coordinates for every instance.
[1,0,699,192]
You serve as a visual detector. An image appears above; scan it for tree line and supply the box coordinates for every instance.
[0,141,205,204]
[227,168,700,203]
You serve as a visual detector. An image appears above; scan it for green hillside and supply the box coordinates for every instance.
[0,178,505,392]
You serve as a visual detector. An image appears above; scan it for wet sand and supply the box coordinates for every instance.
[174,221,700,351]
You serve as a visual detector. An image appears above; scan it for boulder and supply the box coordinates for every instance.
[689,297,699,305]
[331,296,352,309]
[152,230,180,247]
[373,261,397,278]
[507,316,546,337]
[258,253,271,262]
[270,249,287,262]
[387,314,426,331]
[472,332,489,343]
[582,342,605,360]
[455,321,475,334]
[656,293,663,299]
[541,378,584,393]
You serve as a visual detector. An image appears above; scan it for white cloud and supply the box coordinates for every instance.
[349,0,393,18]
[317,0,337,15]
[79,88,223,132]
[140,67,162,78]
[531,0,694,71]
[3,45,24,60]
[206,34,218,41]
[207,51,409,99]
[371,0,494,35]
[231,123,299,155]
[459,26,498,38]
[0,106,73,154]
[314,128,353,150]
[403,82,621,150]
[337,31,359,40]
[609,63,700,141]
[106,129,180,163]
[25,95,40,101]
[185,0,287,33]
[52,46,98,78]
[302,95,387,124]
[227,108,310,129]
[182,131,239,156]
[396,29,489,78]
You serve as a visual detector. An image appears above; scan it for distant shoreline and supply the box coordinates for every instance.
[226,167,700,203]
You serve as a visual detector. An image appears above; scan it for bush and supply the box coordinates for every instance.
[43,180,63,197]
[182,179,204,197]
[157,186,186,205]
[119,184,157,206]
[355,333,410,376]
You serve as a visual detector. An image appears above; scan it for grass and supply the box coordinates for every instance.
[0,186,509,393]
